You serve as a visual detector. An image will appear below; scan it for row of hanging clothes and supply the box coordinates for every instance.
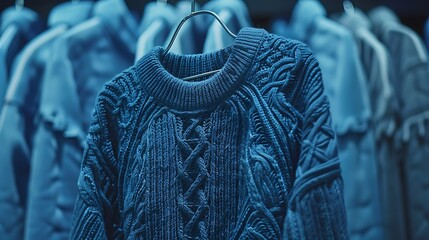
[272,1,429,240]
[0,0,428,239]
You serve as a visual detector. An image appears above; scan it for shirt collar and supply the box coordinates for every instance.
[48,1,93,27]
[289,0,326,41]
[138,2,177,33]
[368,6,400,34]
[338,9,372,32]
[203,0,251,28]
[1,7,42,34]
[369,6,400,24]
[93,0,141,55]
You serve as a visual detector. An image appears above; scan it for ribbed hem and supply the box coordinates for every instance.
[136,27,265,111]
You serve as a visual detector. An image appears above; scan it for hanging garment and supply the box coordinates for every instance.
[0,3,93,240]
[0,11,3,107]
[0,3,94,240]
[25,0,141,239]
[0,7,43,111]
[338,9,403,240]
[204,0,250,30]
[272,1,382,239]
[0,10,4,106]
[0,49,5,111]
[202,0,251,52]
[425,17,429,50]
[336,9,397,145]
[369,7,429,240]
[70,27,348,240]
[0,8,43,240]
[134,2,177,61]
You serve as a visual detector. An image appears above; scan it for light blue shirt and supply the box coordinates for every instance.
[135,2,177,61]
[0,7,43,240]
[164,0,202,54]
[425,17,429,50]
[27,0,141,239]
[202,0,251,53]
[369,7,429,240]
[0,7,43,111]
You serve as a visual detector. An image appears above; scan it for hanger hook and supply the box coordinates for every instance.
[343,0,355,15]
[163,10,237,57]
[15,0,24,10]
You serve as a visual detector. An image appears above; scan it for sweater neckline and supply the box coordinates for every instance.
[136,27,265,112]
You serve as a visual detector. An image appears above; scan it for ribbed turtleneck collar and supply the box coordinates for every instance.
[136,27,265,112]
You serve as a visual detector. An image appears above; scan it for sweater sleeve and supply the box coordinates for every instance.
[282,49,348,239]
[70,97,120,239]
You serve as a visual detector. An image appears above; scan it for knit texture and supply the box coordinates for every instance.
[70,27,347,239]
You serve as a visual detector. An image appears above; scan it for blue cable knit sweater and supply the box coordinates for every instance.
[70,27,347,239]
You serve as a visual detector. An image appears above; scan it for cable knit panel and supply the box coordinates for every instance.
[70,27,347,239]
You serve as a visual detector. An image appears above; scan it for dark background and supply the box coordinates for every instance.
[1,0,429,36]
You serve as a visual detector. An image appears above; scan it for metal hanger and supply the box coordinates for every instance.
[162,0,237,81]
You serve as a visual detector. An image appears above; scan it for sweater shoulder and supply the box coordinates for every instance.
[95,66,142,109]
[251,31,320,84]
[89,66,143,141]
[259,31,316,62]
[250,32,322,112]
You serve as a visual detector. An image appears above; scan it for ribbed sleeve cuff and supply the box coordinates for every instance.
[283,161,348,239]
